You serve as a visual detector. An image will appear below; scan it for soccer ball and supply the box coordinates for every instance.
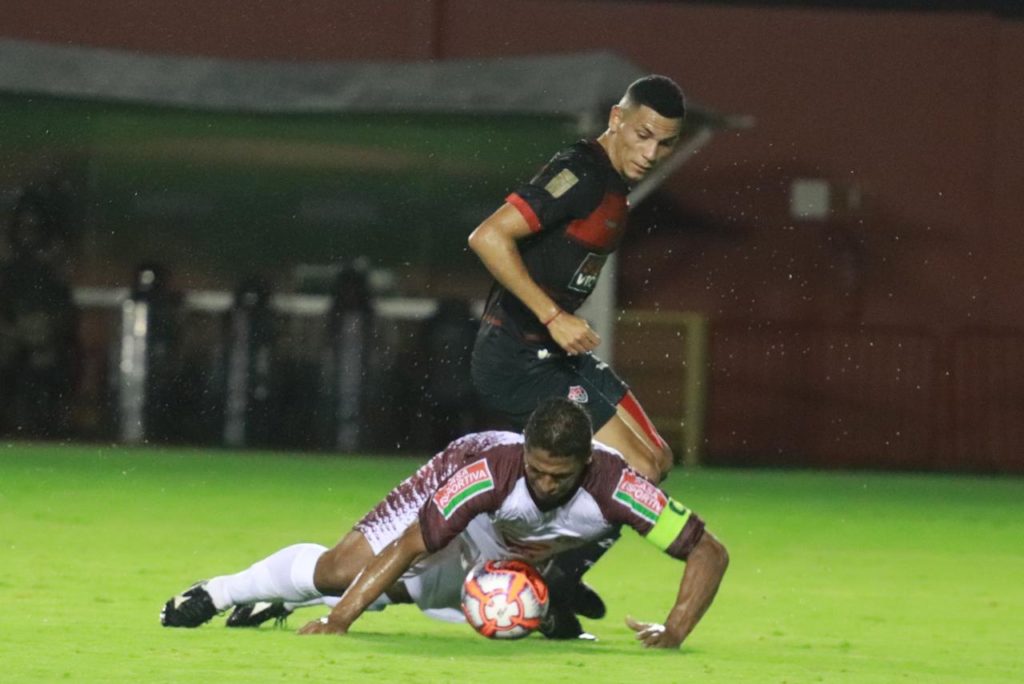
[461,559,549,639]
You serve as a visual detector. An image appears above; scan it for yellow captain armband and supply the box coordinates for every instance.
[645,497,693,552]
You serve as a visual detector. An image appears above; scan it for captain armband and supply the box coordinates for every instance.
[644,497,693,552]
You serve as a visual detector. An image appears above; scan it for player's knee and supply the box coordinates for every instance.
[654,443,674,481]
[312,547,348,594]
[312,534,367,594]
[621,441,672,483]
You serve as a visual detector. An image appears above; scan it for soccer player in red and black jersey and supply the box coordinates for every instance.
[468,75,687,636]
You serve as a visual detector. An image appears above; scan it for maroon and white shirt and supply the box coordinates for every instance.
[356,431,704,565]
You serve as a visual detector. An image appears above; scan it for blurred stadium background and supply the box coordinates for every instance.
[3,1,1023,473]
[2,2,1023,682]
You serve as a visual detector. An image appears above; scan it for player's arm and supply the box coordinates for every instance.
[298,522,428,636]
[627,530,729,649]
[467,205,599,355]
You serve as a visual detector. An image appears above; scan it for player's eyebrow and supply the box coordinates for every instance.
[525,459,576,477]
[638,122,679,143]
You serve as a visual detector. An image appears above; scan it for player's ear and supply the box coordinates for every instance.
[608,105,624,132]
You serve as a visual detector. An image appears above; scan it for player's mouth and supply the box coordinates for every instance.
[633,161,652,176]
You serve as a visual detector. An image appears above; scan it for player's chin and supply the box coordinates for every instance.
[533,493,562,508]
[626,165,651,181]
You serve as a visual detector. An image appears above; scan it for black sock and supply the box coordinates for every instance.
[541,527,621,602]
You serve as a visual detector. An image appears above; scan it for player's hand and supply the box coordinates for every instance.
[625,615,684,649]
[298,616,349,636]
[547,312,600,355]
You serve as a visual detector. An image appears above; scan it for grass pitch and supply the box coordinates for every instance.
[1,443,1021,683]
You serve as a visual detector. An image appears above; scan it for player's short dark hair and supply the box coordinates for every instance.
[622,74,686,121]
[524,398,593,462]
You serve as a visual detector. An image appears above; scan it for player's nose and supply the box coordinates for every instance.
[641,140,658,161]
[537,476,559,497]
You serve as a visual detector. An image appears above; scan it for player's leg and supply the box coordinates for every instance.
[161,541,327,628]
[161,531,373,628]
[593,391,674,483]
[399,539,469,624]
[310,530,375,593]
[540,359,673,637]
[224,532,400,628]
[223,446,451,626]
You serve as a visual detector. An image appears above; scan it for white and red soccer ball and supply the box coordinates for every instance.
[461,559,549,639]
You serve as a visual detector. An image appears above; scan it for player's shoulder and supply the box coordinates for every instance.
[584,441,661,493]
[445,430,524,461]
[547,139,611,175]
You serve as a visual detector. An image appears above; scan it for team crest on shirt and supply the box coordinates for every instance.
[567,385,589,404]
[544,168,579,198]
[612,471,667,524]
[433,460,495,519]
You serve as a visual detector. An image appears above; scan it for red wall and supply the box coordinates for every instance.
[1,1,439,60]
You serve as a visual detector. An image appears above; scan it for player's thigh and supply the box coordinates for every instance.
[594,395,673,481]
[594,415,664,482]
[313,529,374,595]
[401,541,466,612]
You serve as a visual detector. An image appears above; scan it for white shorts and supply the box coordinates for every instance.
[355,494,471,619]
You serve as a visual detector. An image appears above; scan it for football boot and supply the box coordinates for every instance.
[226,602,293,628]
[160,582,219,628]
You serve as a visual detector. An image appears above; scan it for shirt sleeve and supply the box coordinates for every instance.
[506,147,604,233]
[418,457,504,553]
[597,464,706,560]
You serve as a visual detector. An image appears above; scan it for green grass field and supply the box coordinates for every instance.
[1,443,1021,683]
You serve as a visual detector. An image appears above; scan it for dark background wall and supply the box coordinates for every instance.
[4,0,1021,330]
[3,0,1022,470]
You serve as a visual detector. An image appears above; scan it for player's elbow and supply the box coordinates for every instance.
[467,224,490,256]
[700,532,729,579]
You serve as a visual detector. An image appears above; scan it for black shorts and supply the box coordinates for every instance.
[471,326,628,431]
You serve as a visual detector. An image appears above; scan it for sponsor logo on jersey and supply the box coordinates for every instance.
[612,471,667,524]
[544,168,579,199]
[433,460,495,519]
[568,252,608,294]
[567,385,589,404]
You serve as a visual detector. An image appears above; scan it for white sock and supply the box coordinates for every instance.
[206,543,326,611]
[281,591,391,612]
[282,596,338,611]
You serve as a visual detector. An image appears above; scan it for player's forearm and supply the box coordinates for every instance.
[325,526,426,631]
[468,226,560,323]
[664,532,729,645]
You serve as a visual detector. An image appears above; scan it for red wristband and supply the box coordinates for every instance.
[543,310,563,327]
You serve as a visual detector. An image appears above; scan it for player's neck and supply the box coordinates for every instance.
[595,131,626,181]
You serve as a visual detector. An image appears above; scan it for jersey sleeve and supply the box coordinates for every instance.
[506,146,604,233]
[418,456,505,553]
[592,455,705,560]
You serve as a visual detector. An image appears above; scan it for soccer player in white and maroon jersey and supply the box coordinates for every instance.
[161,398,728,649]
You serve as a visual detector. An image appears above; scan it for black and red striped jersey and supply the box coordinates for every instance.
[481,139,629,342]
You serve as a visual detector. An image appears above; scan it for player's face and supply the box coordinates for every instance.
[523,447,589,509]
[606,104,683,182]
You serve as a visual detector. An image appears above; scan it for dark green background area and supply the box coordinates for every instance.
[0,94,579,289]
